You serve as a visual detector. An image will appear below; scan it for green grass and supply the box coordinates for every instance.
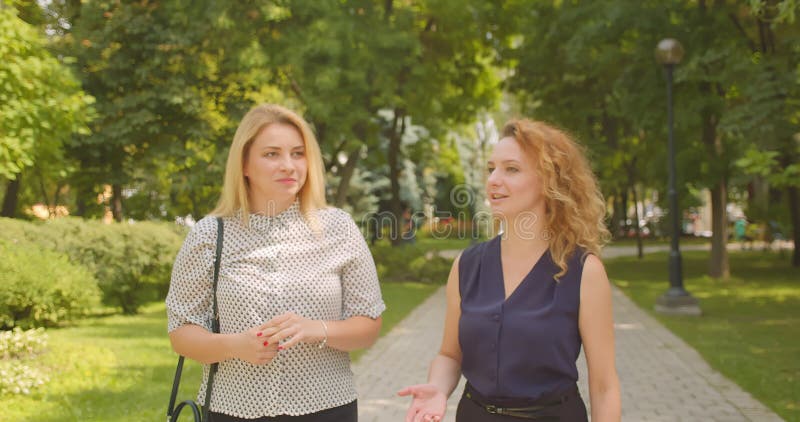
[606,250,799,421]
[0,282,441,421]
[607,236,710,247]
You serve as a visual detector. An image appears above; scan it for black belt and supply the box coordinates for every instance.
[464,384,577,420]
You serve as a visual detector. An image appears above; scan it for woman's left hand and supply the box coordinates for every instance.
[261,312,326,350]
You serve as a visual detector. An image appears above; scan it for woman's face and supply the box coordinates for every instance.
[243,123,307,212]
[486,136,546,221]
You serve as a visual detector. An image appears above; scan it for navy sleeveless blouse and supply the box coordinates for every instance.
[458,235,586,400]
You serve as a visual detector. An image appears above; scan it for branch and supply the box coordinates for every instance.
[281,69,305,103]
[728,12,758,52]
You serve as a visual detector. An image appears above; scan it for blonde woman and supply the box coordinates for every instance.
[167,104,385,421]
[399,119,621,421]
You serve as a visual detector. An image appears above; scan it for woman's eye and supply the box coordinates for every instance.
[292,151,305,157]
[507,167,518,173]
[487,167,495,173]
[263,152,277,157]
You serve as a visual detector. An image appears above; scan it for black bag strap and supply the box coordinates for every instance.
[167,217,224,422]
[202,217,224,421]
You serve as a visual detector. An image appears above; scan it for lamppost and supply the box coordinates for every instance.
[654,38,701,316]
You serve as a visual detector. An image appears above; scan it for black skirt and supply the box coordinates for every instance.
[209,400,357,422]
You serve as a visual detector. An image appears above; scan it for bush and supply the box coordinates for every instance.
[0,217,185,314]
[370,244,451,283]
[0,327,47,359]
[409,255,452,283]
[0,240,100,329]
[0,361,49,395]
[0,327,50,395]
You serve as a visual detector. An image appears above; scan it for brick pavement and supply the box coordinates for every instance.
[352,245,784,421]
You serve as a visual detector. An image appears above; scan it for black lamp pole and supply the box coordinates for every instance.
[655,39,700,316]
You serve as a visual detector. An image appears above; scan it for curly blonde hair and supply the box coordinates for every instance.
[501,119,610,279]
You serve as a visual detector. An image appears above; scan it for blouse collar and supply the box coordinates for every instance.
[240,200,302,233]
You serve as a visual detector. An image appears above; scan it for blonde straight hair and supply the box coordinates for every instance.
[211,104,327,229]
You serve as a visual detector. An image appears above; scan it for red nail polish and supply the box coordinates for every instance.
[278,346,284,351]
[263,341,269,346]
[257,332,262,337]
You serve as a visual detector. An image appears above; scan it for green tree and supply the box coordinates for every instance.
[0,3,93,218]
[261,0,499,244]
[726,0,799,266]
[57,1,278,221]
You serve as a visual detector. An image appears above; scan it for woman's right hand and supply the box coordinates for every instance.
[228,325,279,365]
[397,383,447,422]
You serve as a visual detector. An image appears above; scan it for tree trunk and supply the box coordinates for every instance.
[620,189,629,237]
[1,176,21,218]
[37,170,52,215]
[112,183,124,222]
[387,113,405,246]
[75,183,89,217]
[631,184,644,259]
[334,147,361,207]
[788,186,799,267]
[626,159,644,259]
[609,190,622,239]
[53,183,63,213]
[699,78,729,278]
[709,182,730,278]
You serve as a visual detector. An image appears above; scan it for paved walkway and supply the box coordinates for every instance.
[353,245,785,421]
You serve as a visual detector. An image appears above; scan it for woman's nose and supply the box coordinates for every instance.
[278,155,294,173]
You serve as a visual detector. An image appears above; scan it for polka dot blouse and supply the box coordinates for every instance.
[166,201,386,418]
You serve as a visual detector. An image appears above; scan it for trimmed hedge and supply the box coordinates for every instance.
[370,244,452,283]
[0,240,100,329]
[0,217,185,316]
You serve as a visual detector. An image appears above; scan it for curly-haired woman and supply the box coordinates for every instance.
[399,119,620,421]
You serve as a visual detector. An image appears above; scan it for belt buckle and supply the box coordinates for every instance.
[485,404,498,414]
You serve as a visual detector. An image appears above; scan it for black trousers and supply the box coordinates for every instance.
[455,387,588,422]
[209,400,357,422]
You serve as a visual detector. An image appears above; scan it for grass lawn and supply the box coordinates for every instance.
[0,281,440,421]
[606,250,799,421]
[607,236,710,247]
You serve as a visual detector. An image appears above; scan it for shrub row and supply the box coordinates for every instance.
[0,240,99,329]
[0,217,185,324]
[370,244,452,284]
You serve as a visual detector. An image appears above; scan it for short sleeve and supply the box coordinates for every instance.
[165,217,217,332]
[336,211,386,320]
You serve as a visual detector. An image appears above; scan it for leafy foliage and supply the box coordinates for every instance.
[0,5,93,180]
[0,217,184,314]
[0,239,100,329]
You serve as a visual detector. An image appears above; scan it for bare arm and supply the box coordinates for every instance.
[169,323,278,365]
[579,254,621,422]
[265,314,382,352]
[170,313,379,365]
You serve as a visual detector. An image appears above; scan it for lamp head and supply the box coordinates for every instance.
[656,39,684,65]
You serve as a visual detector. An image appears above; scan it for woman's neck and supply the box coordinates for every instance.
[500,213,550,254]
